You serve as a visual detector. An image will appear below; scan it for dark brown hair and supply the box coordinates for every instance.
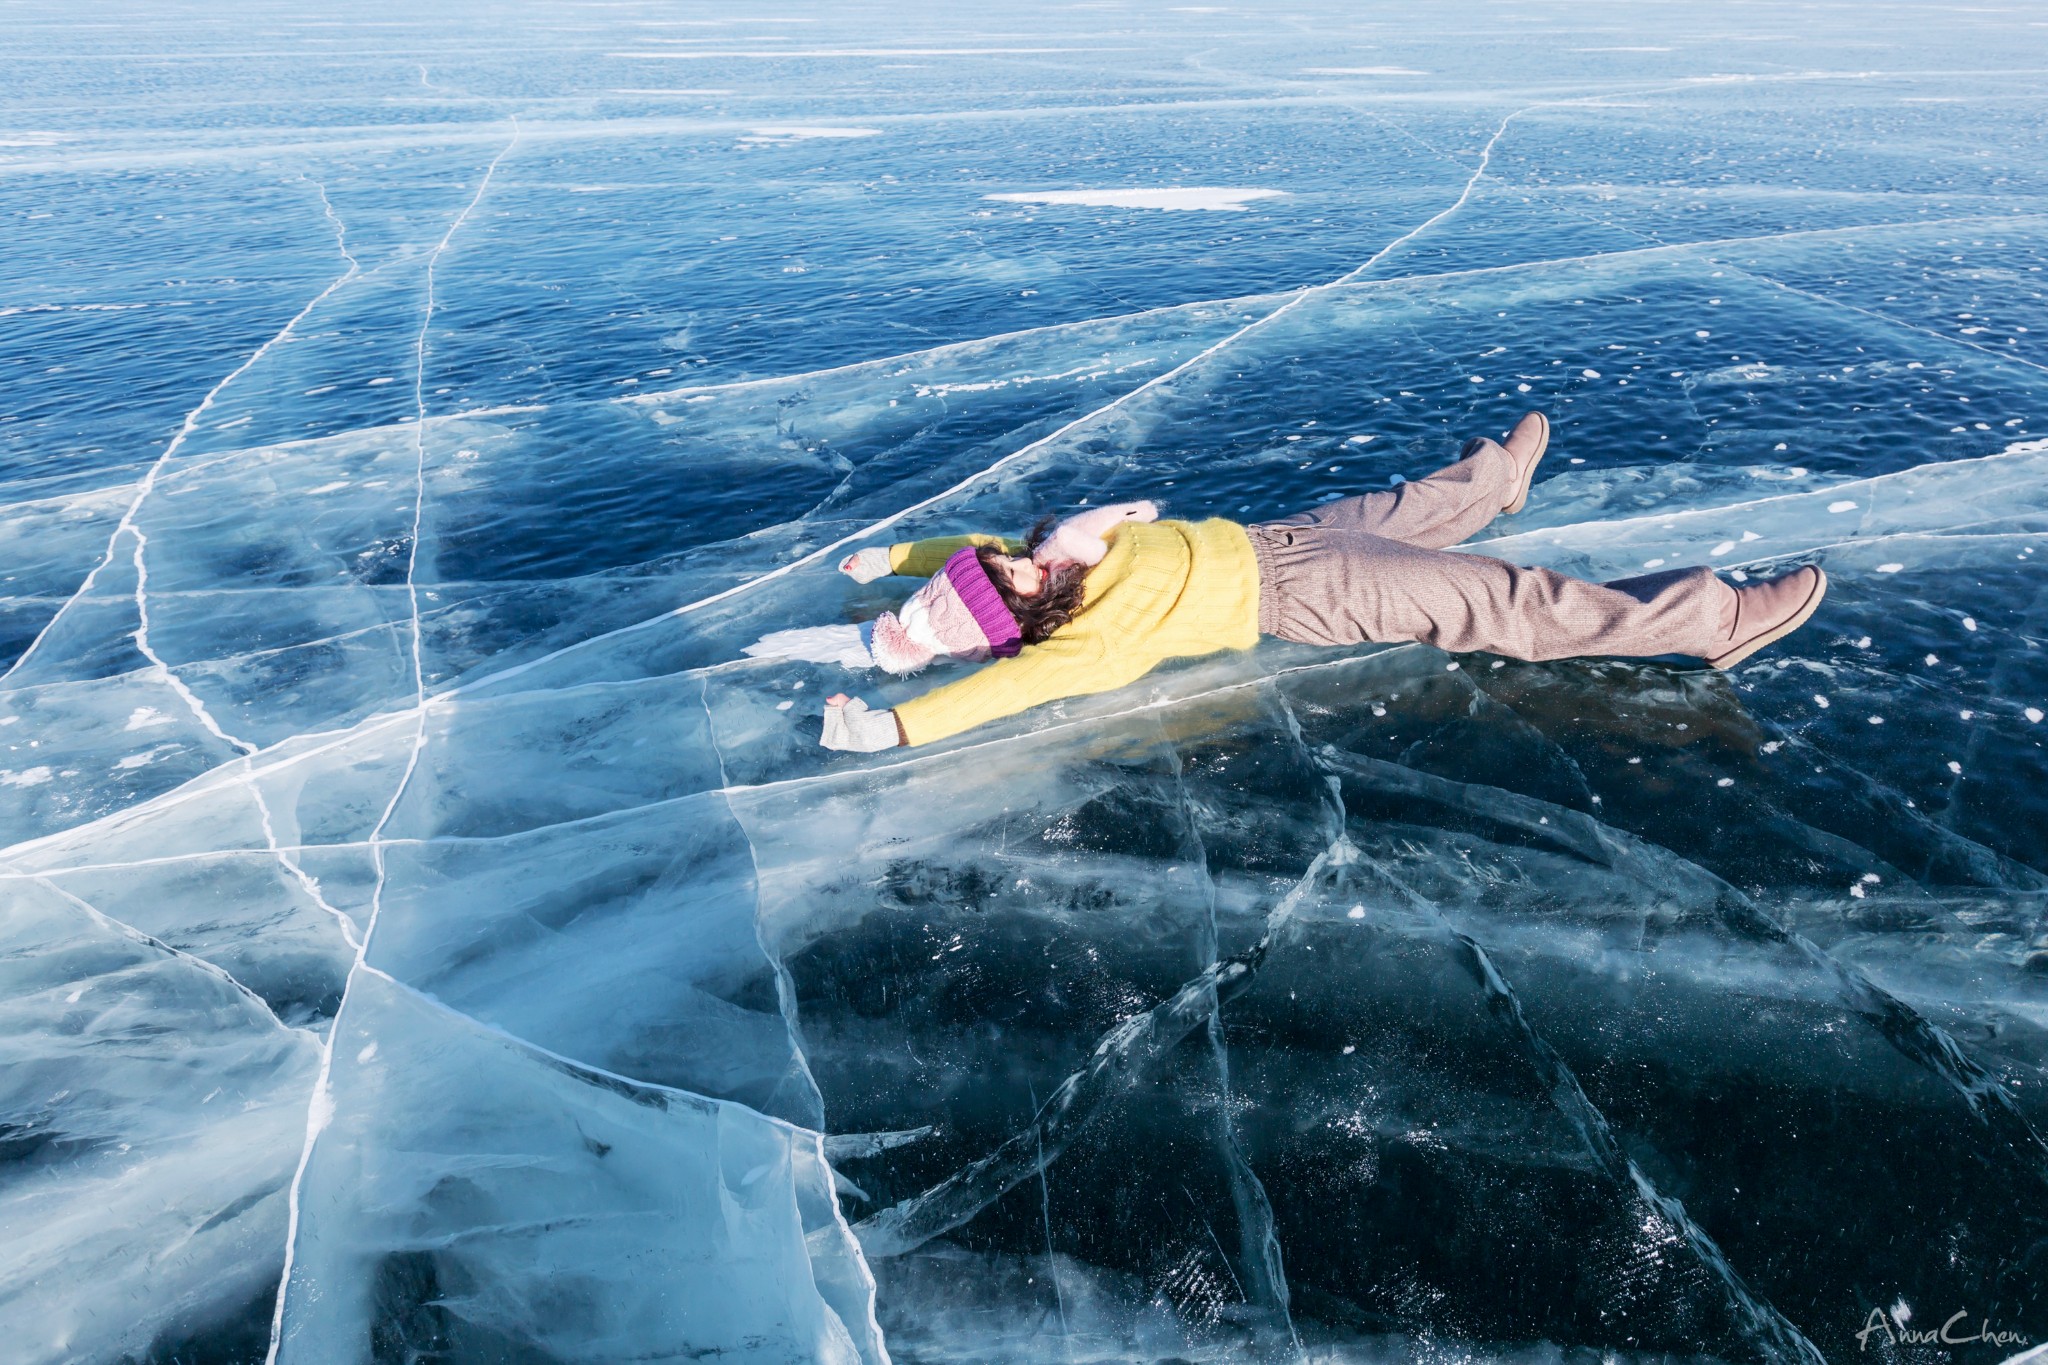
[975,543,1086,644]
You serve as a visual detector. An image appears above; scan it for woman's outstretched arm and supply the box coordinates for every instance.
[890,629,1149,746]
[839,533,1027,582]
[888,533,1024,577]
[819,629,1146,751]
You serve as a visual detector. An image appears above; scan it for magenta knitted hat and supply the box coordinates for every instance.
[940,547,1023,657]
[869,547,1022,674]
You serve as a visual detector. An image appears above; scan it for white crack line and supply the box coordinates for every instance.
[265,119,521,1365]
[3,181,361,687]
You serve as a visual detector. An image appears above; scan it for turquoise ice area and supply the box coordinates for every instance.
[2,2,2046,1361]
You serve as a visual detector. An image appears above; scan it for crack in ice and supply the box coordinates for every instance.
[1163,719,1299,1345]
[852,840,1344,1258]
[698,670,828,1129]
[1297,735,1828,1365]
[2,183,364,688]
[1453,923,1827,1365]
[1319,747,2048,1180]
[265,120,521,1365]
[10,173,379,974]
[1724,259,2048,380]
[25,871,297,1036]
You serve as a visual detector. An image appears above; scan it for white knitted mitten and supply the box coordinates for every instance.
[1033,500,1160,567]
[820,696,900,751]
[839,547,894,583]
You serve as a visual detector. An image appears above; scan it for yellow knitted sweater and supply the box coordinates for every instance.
[884,519,1261,746]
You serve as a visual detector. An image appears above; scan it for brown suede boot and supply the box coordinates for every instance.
[1500,411,1550,514]
[1707,565,1828,668]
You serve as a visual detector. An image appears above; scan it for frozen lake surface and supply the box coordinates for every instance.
[3,2,2047,1361]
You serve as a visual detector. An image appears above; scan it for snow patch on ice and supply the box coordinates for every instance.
[744,623,876,669]
[986,188,1287,212]
[740,126,881,145]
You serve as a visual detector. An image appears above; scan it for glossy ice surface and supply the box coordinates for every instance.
[3,2,2046,1362]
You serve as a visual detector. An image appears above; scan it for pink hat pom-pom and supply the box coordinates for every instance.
[869,611,935,675]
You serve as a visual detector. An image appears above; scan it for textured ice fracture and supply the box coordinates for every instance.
[4,0,2048,1362]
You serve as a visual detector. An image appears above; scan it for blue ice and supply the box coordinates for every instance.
[3,2,2046,1361]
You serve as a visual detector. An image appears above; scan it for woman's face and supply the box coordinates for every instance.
[993,554,1044,597]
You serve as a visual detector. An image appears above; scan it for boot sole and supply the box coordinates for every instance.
[1501,412,1550,515]
[1706,567,1827,669]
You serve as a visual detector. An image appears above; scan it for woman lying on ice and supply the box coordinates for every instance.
[813,412,1828,752]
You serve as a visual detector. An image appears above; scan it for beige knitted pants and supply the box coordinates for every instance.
[1250,439,1736,660]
